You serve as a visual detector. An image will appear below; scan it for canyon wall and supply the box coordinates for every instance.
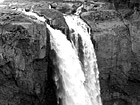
[81,3,140,105]
[0,1,140,105]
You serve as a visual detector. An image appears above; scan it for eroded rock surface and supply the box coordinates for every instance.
[0,1,140,105]
[81,6,140,105]
[0,8,59,105]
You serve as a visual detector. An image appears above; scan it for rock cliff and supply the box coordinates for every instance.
[81,3,140,105]
[0,0,140,105]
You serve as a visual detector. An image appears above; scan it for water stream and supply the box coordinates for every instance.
[16,7,102,105]
[64,15,102,105]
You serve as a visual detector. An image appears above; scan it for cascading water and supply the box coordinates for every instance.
[64,15,102,105]
[18,7,102,105]
[46,24,92,105]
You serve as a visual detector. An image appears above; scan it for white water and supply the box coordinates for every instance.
[64,15,102,105]
[19,8,102,105]
[46,24,93,105]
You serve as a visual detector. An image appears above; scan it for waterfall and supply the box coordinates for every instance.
[64,15,102,105]
[19,8,102,105]
[46,24,92,105]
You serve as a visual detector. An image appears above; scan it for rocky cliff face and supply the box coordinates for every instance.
[0,7,63,105]
[81,4,140,105]
[0,1,140,105]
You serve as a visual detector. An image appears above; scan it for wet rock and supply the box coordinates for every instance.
[35,8,69,31]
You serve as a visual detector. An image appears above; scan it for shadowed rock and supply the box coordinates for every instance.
[0,8,58,105]
[81,6,140,105]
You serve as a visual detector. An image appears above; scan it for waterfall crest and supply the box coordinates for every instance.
[64,15,102,105]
